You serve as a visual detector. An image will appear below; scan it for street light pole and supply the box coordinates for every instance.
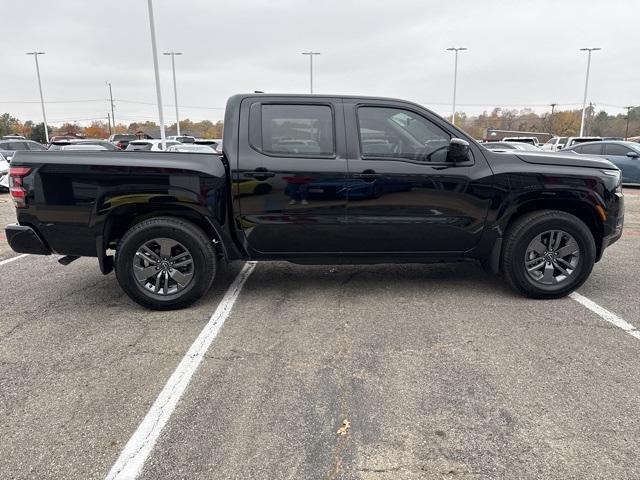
[106,81,115,133]
[446,47,467,125]
[146,0,166,149]
[301,52,320,94]
[579,47,601,137]
[625,106,634,140]
[163,52,183,136]
[25,52,49,143]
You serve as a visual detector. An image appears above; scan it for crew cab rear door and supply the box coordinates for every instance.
[342,98,493,253]
[233,96,350,256]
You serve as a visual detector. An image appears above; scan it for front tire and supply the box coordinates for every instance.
[502,210,596,299]
[115,217,217,310]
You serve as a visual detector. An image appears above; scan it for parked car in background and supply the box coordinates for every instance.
[108,134,137,150]
[167,135,196,144]
[502,136,539,146]
[166,144,216,153]
[0,138,47,161]
[541,136,568,151]
[1,135,26,140]
[563,136,602,149]
[0,152,9,191]
[564,141,640,185]
[484,141,541,152]
[59,144,110,151]
[194,138,221,150]
[48,139,118,151]
[125,140,180,151]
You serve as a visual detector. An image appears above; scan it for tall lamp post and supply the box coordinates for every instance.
[163,52,183,136]
[25,52,49,143]
[146,0,166,149]
[301,52,320,94]
[446,47,467,126]
[106,81,115,134]
[579,47,601,137]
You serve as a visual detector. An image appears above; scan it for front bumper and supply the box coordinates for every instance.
[597,191,624,261]
[5,224,51,255]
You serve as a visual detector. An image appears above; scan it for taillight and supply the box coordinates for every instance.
[9,166,32,208]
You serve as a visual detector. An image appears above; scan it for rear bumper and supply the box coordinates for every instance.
[5,224,51,255]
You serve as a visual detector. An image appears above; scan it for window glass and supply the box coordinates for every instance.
[259,104,334,156]
[5,142,27,150]
[576,143,602,154]
[26,141,46,151]
[357,106,451,162]
[604,144,631,156]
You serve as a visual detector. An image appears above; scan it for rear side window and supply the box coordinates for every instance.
[3,141,27,150]
[604,144,631,156]
[250,104,335,157]
[575,143,603,155]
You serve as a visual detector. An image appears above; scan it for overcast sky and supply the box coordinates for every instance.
[2,0,638,126]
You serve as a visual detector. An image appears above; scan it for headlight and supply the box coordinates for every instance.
[602,169,622,192]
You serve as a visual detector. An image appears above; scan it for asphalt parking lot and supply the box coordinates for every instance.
[1,189,639,480]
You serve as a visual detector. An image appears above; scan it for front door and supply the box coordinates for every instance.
[234,97,351,256]
[342,100,493,253]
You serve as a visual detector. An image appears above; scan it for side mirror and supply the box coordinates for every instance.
[447,138,470,164]
[626,151,639,158]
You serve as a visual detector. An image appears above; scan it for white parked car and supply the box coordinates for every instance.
[0,153,9,191]
[501,136,540,146]
[484,142,542,152]
[166,144,216,153]
[541,136,568,151]
[125,140,180,151]
[167,135,196,144]
[59,144,110,151]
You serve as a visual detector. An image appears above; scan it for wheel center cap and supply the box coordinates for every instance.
[160,261,170,271]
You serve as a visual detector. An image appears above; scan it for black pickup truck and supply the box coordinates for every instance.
[5,94,624,309]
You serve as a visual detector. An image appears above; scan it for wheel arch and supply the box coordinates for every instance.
[489,198,605,273]
[100,204,230,267]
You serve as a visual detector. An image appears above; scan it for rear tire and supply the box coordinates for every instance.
[115,217,217,310]
[501,210,596,299]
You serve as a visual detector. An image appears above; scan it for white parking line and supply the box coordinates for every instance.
[0,254,28,266]
[570,292,640,340]
[105,261,257,480]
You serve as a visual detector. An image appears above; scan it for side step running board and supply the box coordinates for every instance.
[58,255,80,266]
